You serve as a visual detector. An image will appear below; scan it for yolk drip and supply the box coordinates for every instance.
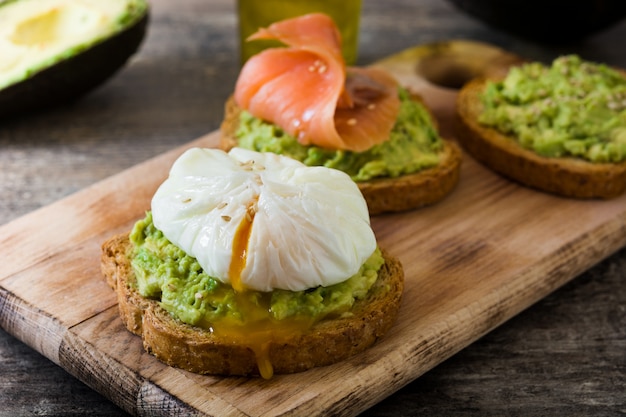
[218,199,316,379]
[212,313,314,379]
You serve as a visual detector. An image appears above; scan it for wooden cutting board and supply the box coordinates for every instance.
[2,40,626,417]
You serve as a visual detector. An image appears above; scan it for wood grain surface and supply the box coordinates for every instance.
[1,1,626,416]
[1,39,626,416]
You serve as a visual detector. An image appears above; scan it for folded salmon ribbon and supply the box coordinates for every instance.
[234,13,401,152]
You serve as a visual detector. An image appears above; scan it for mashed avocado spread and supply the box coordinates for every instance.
[129,212,385,329]
[479,55,626,163]
[235,87,443,181]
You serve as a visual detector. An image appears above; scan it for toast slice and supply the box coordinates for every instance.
[101,232,404,377]
[456,77,626,199]
[220,95,462,215]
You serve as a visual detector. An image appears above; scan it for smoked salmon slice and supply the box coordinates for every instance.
[234,13,400,152]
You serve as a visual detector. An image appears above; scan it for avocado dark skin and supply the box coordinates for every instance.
[0,11,149,120]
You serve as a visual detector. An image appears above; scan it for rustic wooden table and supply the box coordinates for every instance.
[1,0,625,415]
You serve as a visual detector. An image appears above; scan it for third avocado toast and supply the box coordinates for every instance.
[456,54,626,198]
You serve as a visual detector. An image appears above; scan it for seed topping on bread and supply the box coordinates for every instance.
[478,55,626,163]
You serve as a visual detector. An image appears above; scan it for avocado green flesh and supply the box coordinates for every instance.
[0,0,147,89]
[479,55,626,163]
[129,212,385,329]
[235,88,444,181]
[0,0,148,118]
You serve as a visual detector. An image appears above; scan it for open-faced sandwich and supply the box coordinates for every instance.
[220,13,461,215]
[101,147,404,379]
[456,54,626,198]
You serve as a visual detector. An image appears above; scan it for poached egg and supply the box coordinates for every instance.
[151,147,376,292]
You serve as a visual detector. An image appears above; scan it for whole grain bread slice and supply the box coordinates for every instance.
[455,77,626,199]
[220,95,462,215]
[101,232,404,377]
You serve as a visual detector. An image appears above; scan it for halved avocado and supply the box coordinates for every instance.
[0,0,149,118]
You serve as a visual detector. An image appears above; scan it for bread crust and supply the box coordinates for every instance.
[455,77,626,199]
[220,96,462,215]
[101,233,404,377]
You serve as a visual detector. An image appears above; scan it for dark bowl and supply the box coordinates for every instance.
[446,0,626,43]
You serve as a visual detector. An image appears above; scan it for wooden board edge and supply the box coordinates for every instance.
[0,286,66,365]
[59,318,218,417]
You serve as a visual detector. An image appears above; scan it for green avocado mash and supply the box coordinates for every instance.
[128,212,385,329]
[235,87,443,181]
[479,55,626,163]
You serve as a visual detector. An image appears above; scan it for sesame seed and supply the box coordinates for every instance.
[182,198,192,203]
[195,292,203,299]
[217,202,228,209]
[167,284,176,291]
[367,103,376,110]
[221,215,231,221]
[347,118,357,126]
[308,59,328,74]
[239,159,255,169]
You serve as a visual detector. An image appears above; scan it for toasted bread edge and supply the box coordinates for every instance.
[101,233,404,377]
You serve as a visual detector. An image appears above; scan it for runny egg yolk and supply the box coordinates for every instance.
[217,199,315,379]
[227,201,254,293]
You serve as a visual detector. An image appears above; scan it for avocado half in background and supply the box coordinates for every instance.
[0,0,149,119]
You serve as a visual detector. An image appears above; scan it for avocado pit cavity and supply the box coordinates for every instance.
[9,5,103,47]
